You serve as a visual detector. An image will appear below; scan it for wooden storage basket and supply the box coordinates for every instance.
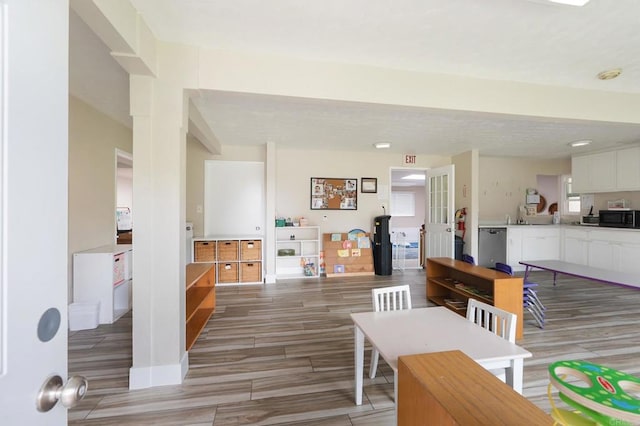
[194,241,216,262]
[218,240,239,261]
[241,262,262,283]
[241,240,262,260]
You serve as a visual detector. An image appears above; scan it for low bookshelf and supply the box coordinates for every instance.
[426,257,524,339]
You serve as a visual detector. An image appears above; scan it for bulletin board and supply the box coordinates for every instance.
[310,177,357,210]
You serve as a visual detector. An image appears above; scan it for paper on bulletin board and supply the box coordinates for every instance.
[358,237,370,249]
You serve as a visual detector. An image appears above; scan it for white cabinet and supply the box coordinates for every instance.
[617,239,640,274]
[571,151,616,193]
[73,244,132,324]
[616,147,640,191]
[586,229,640,274]
[587,238,616,270]
[522,227,560,261]
[571,155,590,194]
[276,226,320,279]
[507,226,560,271]
[572,147,640,193]
[506,227,523,271]
[509,226,640,273]
[562,228,589,266]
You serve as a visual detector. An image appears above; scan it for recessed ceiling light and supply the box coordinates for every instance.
[548,0,590,5]
[569,140,592,147]
[401,174,426,181]
[374,142,391,149]
[597,68,622,80]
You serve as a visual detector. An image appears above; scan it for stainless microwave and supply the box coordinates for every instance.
[599,210,640,228]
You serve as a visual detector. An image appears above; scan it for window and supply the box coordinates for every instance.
[391,192,415,217]
[563,176,580,214]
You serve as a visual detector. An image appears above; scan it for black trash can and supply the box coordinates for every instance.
[454,236,465,260]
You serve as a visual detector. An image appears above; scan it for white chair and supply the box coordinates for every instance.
[369,285,412,379]
[466,298,517,382]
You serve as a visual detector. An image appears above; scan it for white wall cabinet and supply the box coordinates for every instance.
[73,244,132,324]
[571,151,616,193]
[572,148,640,193]
[616,147,640,191]
[276,226,320,279]
[570,155,591,194]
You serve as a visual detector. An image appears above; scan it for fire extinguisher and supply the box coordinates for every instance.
[455,208,467,239]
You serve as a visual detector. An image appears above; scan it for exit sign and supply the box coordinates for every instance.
[404,154,416,164]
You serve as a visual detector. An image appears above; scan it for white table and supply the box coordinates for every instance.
[351,307,532,406]
[520,259,640,289]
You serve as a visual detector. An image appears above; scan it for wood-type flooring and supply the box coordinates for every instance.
[68,268,640,425]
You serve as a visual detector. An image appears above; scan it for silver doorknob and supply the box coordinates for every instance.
[36,374,88,412]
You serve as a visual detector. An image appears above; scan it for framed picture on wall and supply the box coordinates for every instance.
[361,177,377,193]
[310,177,357,210]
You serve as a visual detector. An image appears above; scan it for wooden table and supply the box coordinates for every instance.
[398,350,552,425]
[351,307,532,406]
[520,259,640,289]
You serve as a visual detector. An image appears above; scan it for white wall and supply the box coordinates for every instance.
[479,156,570,223]
[275,148,450,236]
[390,185,425,243]
[68,96,133,299]
[186,138,265,236]
[594,191,640,212]
[453,150,478,257]
[187,142,450,237]
[117,170,133,210]
[536,174,559,215]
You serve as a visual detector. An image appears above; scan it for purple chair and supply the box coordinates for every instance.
[495,262,545,328]
[462,254,475,265]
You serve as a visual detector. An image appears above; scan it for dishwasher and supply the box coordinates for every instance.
[478,227,507,268]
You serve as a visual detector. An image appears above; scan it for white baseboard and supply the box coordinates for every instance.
[128,353,188,389]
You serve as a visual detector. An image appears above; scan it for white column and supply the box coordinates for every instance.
[265,141,277,283]
[129,71,187,388]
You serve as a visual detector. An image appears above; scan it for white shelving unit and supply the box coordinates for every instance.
[73,244,132,324]
[276,226,320,279]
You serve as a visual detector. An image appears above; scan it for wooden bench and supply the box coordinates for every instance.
[398,350,552,425]
[520,259,640,289]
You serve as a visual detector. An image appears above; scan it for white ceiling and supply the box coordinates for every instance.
[70,0,640,159]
